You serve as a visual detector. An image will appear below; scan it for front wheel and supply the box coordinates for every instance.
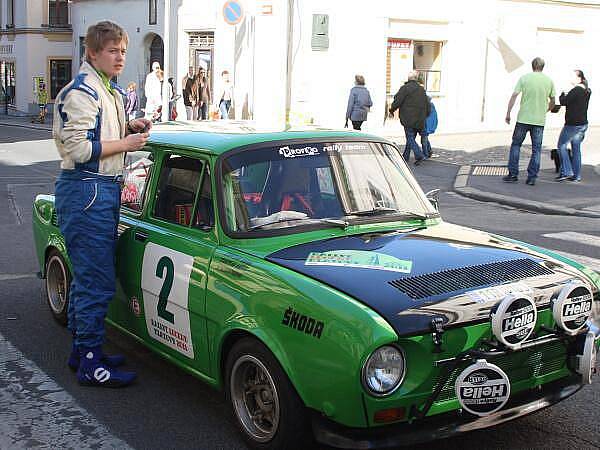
[43,249,71,326]
[225,337,311,449]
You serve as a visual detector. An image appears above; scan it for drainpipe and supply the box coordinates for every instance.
[161,0,171,122]
[284,0,294,129]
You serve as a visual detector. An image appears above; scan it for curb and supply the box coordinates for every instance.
[0,120,52,132]
[453,165,600,218]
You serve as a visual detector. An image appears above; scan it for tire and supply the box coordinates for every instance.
[225,337,312,450]
[43,249,71,326]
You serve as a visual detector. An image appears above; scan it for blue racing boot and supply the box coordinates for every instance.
[67,343,126,371]
[77,347,137,388]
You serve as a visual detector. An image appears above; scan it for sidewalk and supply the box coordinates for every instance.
[385,126,600,218]
[2,114,599,217]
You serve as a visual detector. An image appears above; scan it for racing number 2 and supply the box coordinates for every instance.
[156,256,175,323]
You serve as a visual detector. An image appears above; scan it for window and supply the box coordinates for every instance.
[7,0,14,27]
[49,59,72,100]
[153,154,214,229]
[149,0,157,25]
[0,61,16,106]
[49,0,68,27]
[413,41,443,93]
[122,152,154,212]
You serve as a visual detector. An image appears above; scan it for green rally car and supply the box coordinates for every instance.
[33,122,599,449]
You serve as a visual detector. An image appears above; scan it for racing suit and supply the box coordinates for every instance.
[53,61,128,350]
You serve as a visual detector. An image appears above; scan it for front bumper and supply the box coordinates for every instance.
[312,375,582,449]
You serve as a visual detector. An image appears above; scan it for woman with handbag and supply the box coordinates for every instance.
[555,69,591,182]
[345,75,372,130]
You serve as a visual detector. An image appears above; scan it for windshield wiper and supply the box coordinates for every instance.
[346,207,429,220]
[248,216,348,231]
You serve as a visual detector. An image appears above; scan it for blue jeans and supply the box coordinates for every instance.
[55,170,121,349]
[403,127,424,161]
[420,130,431,158]
[508,122,544,180]
[557,124,587,179]
[219,99,231,119]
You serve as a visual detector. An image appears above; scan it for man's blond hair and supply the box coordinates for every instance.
[84,21,128,59]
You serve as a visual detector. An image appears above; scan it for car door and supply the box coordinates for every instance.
[120,149,217,376]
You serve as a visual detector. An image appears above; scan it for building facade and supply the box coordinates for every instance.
[0,0,72,114]
[69,0,600,132]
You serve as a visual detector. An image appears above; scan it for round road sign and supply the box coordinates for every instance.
[223,1,244,25]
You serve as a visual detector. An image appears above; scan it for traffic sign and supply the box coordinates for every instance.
[223,1,244,25]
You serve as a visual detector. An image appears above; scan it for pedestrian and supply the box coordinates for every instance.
[53,20,151,387]
[554,69,591,182]
[389,70,430,165]
[167,77,178,120]
[345,74,372,131]
[182,67,197,120]
[218,70,233,119]
[195,68,211,120]
[34,81,48,124]
[144,61,162,120]
[504,57,556,185]
[125,81,138,121]
[421,96,438,158]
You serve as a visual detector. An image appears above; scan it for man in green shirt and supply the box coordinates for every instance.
[504,57,556,185]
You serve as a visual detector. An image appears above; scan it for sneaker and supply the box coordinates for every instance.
[568,176,582,182]
[77,347,137,388]
[554,175,570,182]
[68,344,126,372]
[502,175,518,183]
[526,178,536,186]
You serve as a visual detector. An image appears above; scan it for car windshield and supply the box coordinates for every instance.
[220,141,437,234]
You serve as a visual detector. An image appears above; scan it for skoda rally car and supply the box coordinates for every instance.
[33,122,599,449]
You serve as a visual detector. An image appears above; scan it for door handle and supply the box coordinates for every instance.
[134,230,148,242]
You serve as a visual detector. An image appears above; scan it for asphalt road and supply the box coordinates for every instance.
[0,124,598,450]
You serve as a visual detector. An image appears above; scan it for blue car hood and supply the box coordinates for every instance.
[266,222,561,336]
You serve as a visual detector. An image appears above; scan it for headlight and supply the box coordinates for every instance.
[362,345,405,396]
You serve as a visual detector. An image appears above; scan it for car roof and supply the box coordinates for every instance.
[147,120,387,155]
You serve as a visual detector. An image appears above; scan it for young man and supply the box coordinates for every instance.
[53,20,151,387]
[504,57,556,185]
[388,70,430,165]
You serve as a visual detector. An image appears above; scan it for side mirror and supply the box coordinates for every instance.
[425,189,440,211]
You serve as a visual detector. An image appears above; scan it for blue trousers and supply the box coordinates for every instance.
[508,122,544,180]
[557,124,587,179]
[55,170,121,349]
[403,127,424,161]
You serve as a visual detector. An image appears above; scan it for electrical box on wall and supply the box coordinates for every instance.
[311,14,329,51]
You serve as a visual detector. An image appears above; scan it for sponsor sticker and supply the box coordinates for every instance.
[130,296,141,317]
[490,294,537,349]
[467,282,533,305]
[305,250,412,273]
[552,282,593,335]
[278,145,319,158]
[281,306,325,339]
[455,360,510,416]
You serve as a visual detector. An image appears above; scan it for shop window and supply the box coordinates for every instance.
[49,59,72,100]
[149,0,157,25]
[413,41,443,93]
[49,0,69,27]
[0,61,16,106]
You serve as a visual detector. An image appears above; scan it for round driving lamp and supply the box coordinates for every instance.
[362,345,406,396]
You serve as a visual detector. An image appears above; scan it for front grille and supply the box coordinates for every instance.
[433,340,567,403]
[389,258,553,300]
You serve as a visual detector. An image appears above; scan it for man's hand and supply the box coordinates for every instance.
[123,132,149,151]
[505,113,511,125]
[128,118,152,133]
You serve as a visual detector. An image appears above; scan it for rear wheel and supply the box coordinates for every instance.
[225,337,311,449]
[44,249,70,326]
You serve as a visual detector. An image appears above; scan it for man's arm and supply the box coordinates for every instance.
[548,96,556,112]
[389,87,406,114]
[505,92,519,124]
